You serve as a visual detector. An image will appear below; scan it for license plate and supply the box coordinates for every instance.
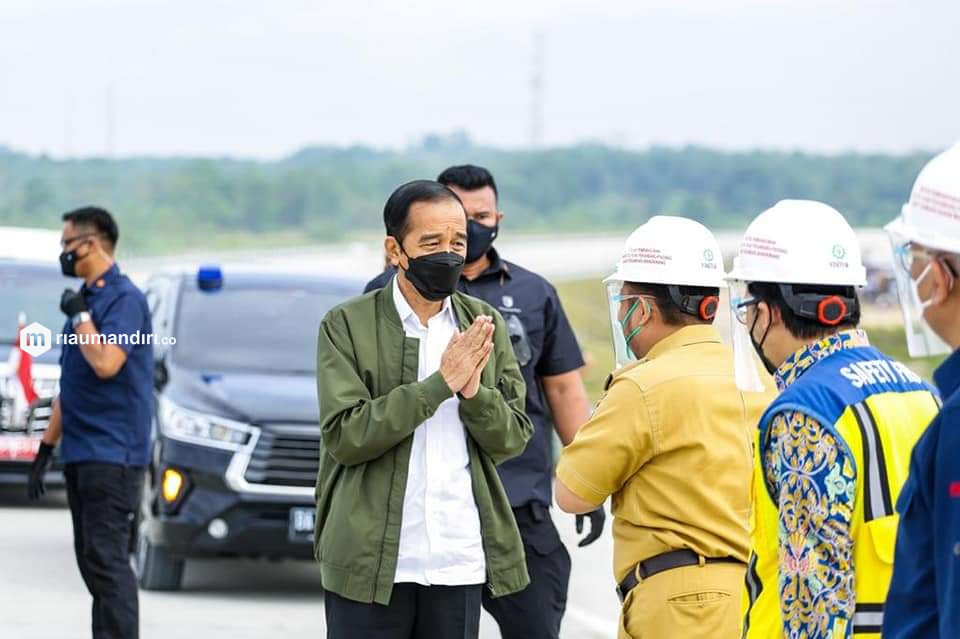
[288,507,315,542]
[0,435,41,461]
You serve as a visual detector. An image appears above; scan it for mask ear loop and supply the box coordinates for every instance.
[913,261,937,310]
[621,297,651,345]
[936,256,957,294]
[749,303,777,374]
[912,253,958,310]
[71,238,95,266]
[394,237,412,271]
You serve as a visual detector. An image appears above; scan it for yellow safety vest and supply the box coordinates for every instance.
[741,345,940,638]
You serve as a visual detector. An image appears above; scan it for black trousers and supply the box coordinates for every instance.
[64,462,144,639]
[482,503,572,639]
[325,583,482,639]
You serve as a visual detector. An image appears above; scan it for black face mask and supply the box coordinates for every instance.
[466,220,498,263]
[59,242,89,278]
[401,249,465,301]
[749,313,778,375]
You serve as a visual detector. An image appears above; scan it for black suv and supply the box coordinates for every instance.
[136,266,357,590]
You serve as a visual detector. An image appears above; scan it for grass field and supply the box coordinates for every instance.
[553,278,943,402]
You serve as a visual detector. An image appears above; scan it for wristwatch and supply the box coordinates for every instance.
[71,311,92,328]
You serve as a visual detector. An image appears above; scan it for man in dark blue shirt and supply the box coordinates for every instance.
[365,165,603,639]
[28,206,153,639]
[883,143,960,639]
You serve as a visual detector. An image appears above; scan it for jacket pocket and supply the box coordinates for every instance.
[864,515,898,565]
[496,375,518,403]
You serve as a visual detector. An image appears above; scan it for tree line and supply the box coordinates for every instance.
[0,139,931,254]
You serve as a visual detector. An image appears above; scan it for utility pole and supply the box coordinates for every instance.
[63,91,73,158]
[104,86,116,157]
[529,31,545,148]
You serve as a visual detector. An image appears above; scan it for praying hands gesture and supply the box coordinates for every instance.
[440,315,494,399]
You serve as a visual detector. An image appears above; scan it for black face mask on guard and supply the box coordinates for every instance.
[466,220,498,263]
[401,249,465,301]
[59,241,91,278]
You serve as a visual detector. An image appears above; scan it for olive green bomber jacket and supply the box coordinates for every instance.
[314,280,533,605]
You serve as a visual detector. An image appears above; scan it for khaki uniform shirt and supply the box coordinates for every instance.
[556,325,775,583]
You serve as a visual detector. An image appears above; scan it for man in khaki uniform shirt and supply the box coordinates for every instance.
[555,217,774,639]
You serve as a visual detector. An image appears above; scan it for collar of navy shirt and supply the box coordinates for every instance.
[934,347,960,399]
[80,262,121,296]
[467,247,512,286]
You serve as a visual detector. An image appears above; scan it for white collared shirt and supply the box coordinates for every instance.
[392,278,486,586]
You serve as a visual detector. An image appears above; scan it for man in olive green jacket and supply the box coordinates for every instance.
[315,179,533,639]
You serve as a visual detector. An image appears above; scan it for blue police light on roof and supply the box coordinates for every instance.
[197,265,223,292]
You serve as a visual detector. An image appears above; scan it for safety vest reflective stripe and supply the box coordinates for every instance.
[852,603,883,634]
[851,402,894,521]
[741,554,762,639]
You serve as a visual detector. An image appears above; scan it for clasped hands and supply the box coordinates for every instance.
[439,315,494,399]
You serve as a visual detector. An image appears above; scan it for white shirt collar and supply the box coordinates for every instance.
[391,275,455,329]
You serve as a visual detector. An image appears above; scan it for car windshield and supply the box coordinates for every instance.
[0,267,68,341]
[172,285,349,374]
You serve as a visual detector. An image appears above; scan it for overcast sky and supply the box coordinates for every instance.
[2,0,958,158]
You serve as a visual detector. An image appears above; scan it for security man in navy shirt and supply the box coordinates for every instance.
[28,206,153,639]
[365,165,604,639]
[884,144,960,639]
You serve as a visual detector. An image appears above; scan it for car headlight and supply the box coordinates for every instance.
[157,397,255,450]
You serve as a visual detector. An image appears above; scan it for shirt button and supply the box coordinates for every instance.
[954,542,960,557]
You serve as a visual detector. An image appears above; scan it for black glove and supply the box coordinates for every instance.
[60,288,89,318]
[575,507,606,547]
[28,442,54,500]
[60,288,89,317]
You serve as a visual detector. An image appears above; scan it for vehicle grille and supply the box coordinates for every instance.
[243,424,320,488]
[0,376,57,433]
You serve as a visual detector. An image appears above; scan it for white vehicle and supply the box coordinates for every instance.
[0,227,67,484]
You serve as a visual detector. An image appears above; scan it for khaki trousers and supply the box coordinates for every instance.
[618,560,745,639]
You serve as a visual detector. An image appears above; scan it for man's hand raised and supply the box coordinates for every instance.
[440,316,494,395]
[460,335,493,399]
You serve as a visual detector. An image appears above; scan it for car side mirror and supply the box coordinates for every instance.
[154,359,169,390]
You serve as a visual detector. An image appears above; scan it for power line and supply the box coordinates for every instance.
[529,31,545,148]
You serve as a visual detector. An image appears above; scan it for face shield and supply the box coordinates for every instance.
[727,280,770,392]
[889,236,952,358]
[606,280,651,370]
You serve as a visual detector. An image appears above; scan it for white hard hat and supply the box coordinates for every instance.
[885,142,960,255]
[603,216,725,288]
[884,142,960,359]
[725,199,867,287]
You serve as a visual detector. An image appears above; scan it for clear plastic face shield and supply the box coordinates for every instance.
[606,280,652,370]
[890,235,953,358]
[727,280,769,392]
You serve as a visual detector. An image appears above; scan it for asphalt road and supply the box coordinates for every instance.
[0,485,619,639]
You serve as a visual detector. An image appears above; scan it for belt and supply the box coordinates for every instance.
[616,549,744,602]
